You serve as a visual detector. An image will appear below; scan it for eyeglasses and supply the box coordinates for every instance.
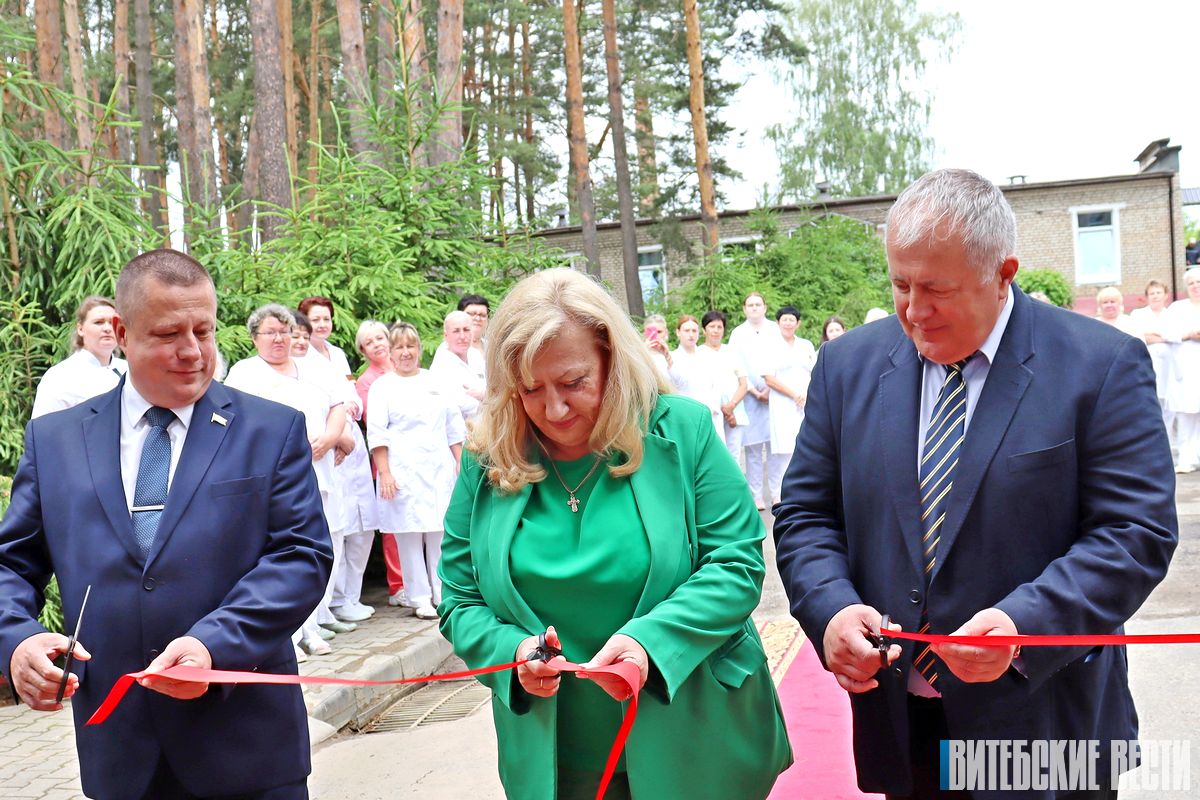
[466,311,488,319]
[254,329,290,340]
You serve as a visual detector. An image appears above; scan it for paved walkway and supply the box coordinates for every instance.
[0,587,450,799]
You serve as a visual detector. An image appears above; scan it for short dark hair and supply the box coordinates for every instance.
[292,310,313,334]
[298,296,335,318]
[700,310,727,329]
[116,249,213,325]
[776,305,801,321]
[457,294,489,311]
[1145,280,1168,294]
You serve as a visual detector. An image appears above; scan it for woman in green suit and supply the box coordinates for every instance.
[438,268,792,799]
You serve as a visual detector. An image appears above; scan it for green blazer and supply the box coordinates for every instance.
[439,394,792,799]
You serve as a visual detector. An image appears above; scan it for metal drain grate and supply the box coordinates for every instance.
[364,680,491,733]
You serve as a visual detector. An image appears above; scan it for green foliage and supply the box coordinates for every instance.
[656,211,892,345]
[1015,268,1073,308]
[38,577,63,635]
[0,297,59,467]
[768,0,959,200]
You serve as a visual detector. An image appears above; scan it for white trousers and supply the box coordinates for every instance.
[1176,412,1200,469]
[767,453,792,506]
[723,419,745,463]
[396,530,443,607]
[332,530,374,608]
[314,529,345,625]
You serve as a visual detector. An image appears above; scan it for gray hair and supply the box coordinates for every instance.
[246,303,295,336]
[643,314,667,328]
[115,249,215,326]
[354,319,390,354]
[886,168,1017,282]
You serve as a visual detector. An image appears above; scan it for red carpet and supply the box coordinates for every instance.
[768,637,882,800]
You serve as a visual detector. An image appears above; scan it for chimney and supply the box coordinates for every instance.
[815,181,831,200]
[1135,138,1181,174]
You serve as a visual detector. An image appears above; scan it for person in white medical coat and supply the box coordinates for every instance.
[32,296,128,418]
[762,305,816,504]
[368,322,465,620]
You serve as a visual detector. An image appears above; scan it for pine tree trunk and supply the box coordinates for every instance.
[184,0,220,224]
[62,0,95,176]
[336,0,373,158]
[376,0,397,113]
[133,0,162,233]
[633,81,658,213]
[34,0,68,151]
[602,0,642,314]
[562,0,598,276]
[432,0,463,164]
[249,0,292,242]
[305,0,321,197]
[208,0,234,233]
[400,0,428,168]
[276,0,298,178]
[521,13,534,222]
[682,0,717,255]
[113,0,133,166]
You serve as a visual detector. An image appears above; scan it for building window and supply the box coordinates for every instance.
[1071,205,1122,285]
[721,236,761,260]
[638,247,666,303]
[561,251,587,271]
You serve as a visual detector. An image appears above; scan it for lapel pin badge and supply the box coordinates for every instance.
[211,412,228,427]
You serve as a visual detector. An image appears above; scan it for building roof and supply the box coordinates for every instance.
[530,170,1178,238]
[1183,187,1200,206]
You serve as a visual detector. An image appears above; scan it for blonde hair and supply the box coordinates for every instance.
[471,268,670,493]
[389,321,421,349]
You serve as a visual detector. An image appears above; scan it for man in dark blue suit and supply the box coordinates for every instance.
[774,169,1177,799]
[0,249,333,799]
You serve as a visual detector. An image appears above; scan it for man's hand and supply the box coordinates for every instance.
[822,604,901,694]
[140,636,212,700]
[9,632,92,711]
[515,626,565,698]
[579,633,648,702]
[932,607,1019,683]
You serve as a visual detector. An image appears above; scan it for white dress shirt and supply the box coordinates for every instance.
[119,379,195,514]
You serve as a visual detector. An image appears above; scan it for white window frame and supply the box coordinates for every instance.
[561,251,586,271]
[721,235,762,261]
[637,245,667,303]
[1070,203,1123,285]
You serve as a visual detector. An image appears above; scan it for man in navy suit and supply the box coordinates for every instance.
[0,249,333,799]
[774,169,1177,799]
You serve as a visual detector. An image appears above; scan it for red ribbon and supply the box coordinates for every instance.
[86,658,642,800]
[883,630,1200,647]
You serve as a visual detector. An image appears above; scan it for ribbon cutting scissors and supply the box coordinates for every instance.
[56,584,92,704]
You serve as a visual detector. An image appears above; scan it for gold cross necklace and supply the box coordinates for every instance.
[535,437,604,513]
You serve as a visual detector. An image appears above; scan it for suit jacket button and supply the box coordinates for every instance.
[909,589,921,604]
[143,578,156,591]
[149,649,159,658]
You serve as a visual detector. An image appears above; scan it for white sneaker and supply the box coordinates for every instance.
[331,604,372,622]
[299,637,331,656]
[415,604,439,620]
[388,591,412,607]
[294,644,308,663]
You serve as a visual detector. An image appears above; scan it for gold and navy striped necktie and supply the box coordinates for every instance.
[913,359,968,687]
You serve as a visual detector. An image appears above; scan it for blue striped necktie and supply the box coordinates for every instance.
[131,406,175,559]
[912,359,968,687]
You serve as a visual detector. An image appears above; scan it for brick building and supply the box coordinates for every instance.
[531,139,1188,315]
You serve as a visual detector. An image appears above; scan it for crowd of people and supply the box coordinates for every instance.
[0,168,1183,799]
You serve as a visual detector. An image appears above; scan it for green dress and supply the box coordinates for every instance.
[510,455,650,775]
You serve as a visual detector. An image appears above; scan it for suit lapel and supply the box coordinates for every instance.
[629,427,685,617]
[145,383,235,567]
[931,289,1035,586]
[82,382,142,563]
[879,336,926,579]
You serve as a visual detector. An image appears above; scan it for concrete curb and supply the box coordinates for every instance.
[302,618,454,738]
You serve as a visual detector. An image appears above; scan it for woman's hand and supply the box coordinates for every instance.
[309,433,335,461]
[794,392,806,409]
[579,633,648,702]
[515,626,565,698]
[377,471,398,501]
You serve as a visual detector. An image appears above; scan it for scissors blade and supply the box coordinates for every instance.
[55,584,91,704]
